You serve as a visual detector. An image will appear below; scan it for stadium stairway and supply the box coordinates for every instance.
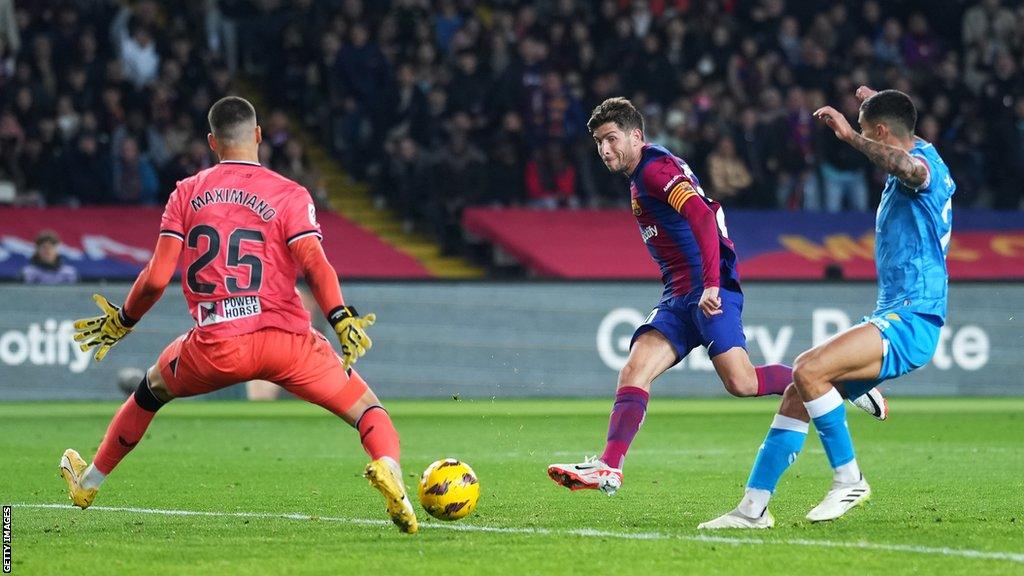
[240,81,485,279]
[309,151,484,278]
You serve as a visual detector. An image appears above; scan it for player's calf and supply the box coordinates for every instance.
[91,373,168,477]
[64,371,168,506]
[720,373,758,397]
[712,349,792,397]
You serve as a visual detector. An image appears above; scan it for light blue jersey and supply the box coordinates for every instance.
[844,139,955,400]
[874,139,954,320]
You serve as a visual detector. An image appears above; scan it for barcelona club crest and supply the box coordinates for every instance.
[632,198,642,216]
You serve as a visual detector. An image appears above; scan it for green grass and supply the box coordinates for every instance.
[2,398,1022,575]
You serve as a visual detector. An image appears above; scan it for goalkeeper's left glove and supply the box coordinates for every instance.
[73,294,136,362]
[329,305,375,370]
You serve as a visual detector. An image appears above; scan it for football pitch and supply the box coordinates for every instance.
[2,397,1022,575]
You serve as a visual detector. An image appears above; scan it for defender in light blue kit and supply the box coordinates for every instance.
[701,87,955,529]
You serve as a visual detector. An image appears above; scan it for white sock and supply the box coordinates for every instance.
[80,464,106,490]
[381,456,402,478]
[834,459,861,484]
[738,488,772,518]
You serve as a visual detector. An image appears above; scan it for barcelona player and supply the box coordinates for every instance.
[59,97,418,534]
[700,87,954,528]
[547,97,886,495]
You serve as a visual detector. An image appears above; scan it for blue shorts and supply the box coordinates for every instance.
[631,288,747,364]
[843,309,942,400]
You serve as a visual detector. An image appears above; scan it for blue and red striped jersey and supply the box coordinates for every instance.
[629,144,740,301]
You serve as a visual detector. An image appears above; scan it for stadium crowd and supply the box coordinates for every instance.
[250,0,1024,245]
[0,0,326,207]
[2,1,1024,246]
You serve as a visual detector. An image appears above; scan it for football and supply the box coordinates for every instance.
[417,458,480,521]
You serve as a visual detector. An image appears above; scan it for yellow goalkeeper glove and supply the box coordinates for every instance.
[73,294,136,362]
[329,305,375,370]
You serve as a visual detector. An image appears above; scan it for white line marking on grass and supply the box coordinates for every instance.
[14,503,1024,564]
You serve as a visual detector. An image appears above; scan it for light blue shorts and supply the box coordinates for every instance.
[843,309,942,400]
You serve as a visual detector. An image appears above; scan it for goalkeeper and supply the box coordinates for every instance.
[59,96,418,534]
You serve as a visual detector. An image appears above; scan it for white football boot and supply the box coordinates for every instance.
[698,508,775,530]
[806,476,871,522]
[849,387,888,421]
[547,456,623,495]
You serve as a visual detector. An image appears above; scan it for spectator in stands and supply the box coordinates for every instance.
[116,21,160,90]
[22,230,78,285]
[489,135,526,206]
[112,137,159,205]
[525,142,578,209]
[17,122,62,204]
[991,98,1024,210]
[447,50,488,124]
[273,139,328,207]
[381,136,433,231]
[30,35,57,100]
[732,107,775,208]
[161,138,212,200]
[337,21,391,177]
[0,0,18,64]
[62,131,110,205]
[14,0,1024,249]
[818,94,870,212]
[537,71,586,142]
[903,13,943,70]
[429,129,486,252]
[962,0,1017,54]
[775,87,821,210]
[386,62,430,144]
[707,135,754,204]
[0,107,23,186]
[874,18,904,66]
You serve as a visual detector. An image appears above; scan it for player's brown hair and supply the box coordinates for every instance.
[208,96,257,144]
[860,90,917,138]
[587,97,645,137]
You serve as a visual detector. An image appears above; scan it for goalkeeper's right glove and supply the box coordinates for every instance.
[329,305,375,369]
[73,294,136,362]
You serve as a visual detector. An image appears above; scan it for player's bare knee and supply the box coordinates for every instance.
[722,375,757,397]
[792,352,821,391]
[616,363,651,392]
[145,366,175,403]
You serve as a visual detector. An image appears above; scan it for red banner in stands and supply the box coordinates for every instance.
[463,208,1024,280]
[0,207,431,280]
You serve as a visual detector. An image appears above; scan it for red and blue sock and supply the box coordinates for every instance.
[755,364,793,396]
[599,386,649,470]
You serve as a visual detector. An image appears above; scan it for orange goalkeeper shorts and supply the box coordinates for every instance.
[157,327,368,415]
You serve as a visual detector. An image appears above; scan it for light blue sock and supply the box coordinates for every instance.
[737,414,808,517]
[805,388,856,469]
[746,414,809,492]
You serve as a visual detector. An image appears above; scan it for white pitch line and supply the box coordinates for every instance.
[12,503,1024,564]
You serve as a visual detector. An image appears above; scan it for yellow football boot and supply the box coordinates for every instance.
[364,458,418,534]
[59,449,98,509]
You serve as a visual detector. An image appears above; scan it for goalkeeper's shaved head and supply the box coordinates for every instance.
[208,96,257,145]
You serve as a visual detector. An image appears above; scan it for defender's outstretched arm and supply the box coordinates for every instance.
[813,105,928,189]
